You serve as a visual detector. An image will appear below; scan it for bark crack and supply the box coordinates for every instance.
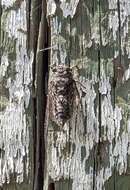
[31,1,49,190]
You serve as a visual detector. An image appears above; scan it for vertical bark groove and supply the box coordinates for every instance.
[33,1,49,190]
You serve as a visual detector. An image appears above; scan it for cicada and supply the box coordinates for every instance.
[48,64,79,127]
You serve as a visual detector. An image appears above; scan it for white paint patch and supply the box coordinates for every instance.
[2,0,15,7]
[0,1,33,186]
[2,1,27,40]
[108,0,117,9]
[80,78,99,143]
[47,0,80,18]
[91,12,100,44]
[99,69,130,187]
[48,138,95,190]
[60,0,80,18]
[0,104,29,184]
[47,0,56,17]
[120,0,130,26]
[71,27,77,36]
[101,96,115,142]
[50,17,68,65]
[108,11,119,41]
[99,77,111,95]
[99,68,128,174]
[51,34,67,65]
[119,0,130,55]
[96,71,129,188]
[123,64,130,81]
[0,55,9,80]
[96,167,112,190]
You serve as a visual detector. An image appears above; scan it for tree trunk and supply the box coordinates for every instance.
[1,0,130,190]
[44,0,130,190]
[0,0,33,189]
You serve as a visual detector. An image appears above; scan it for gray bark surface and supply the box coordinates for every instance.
[1,0,130,190]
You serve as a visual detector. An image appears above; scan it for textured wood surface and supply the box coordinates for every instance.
[0,0,33,189]
[45,0,130,190]
[1,0,130,190]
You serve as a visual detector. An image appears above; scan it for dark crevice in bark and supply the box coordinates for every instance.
[98,0,102,155]
[48,183,55,190]
[32,0,49,190]
[31,1,42,189]
[32,0,42,87]
[113,54,116,190]
[93,0,102,189]
[92,0,95,16]
[96,43,102,165]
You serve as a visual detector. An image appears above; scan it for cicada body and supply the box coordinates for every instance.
[48,65,78,127]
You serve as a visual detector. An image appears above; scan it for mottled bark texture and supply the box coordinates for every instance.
[1,0,130,190]
[45,0,130,190]
[0,0,49,189]
[0,0,33,189]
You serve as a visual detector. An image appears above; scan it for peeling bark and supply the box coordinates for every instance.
[0,0,33,188]
[1,0,130,190]
[44,0,130,190]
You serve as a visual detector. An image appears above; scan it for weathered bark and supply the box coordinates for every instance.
[0,0,33,189]
[1,0,130,190]
[32,0,49,189]
[0,0,48,189]
[44,0,130,190]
